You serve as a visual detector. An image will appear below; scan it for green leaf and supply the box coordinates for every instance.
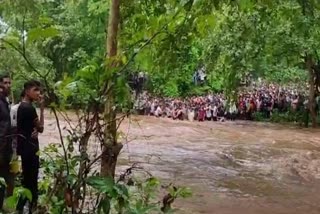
[87,176,114,193]
[16,187,33,201]
[238,0,253,11]
[38,16,54,25]
[176,187,193,198]
[146,177,160,188]
[98,198,111,214]
[27,27,59,43]
[5,196,17,209]
[113,184,129,199]
[67,174,78,186]
[2,35,20,49]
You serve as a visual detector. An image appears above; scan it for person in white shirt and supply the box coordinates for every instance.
[187,107,195,122]
[256,98,261,112]
[154,105,163,117]
[212,104,218,121]
[150,100,156,116]
[205,104,212,120]
[291,96,299,111]
[229,102,237,121]
[165,105,172,118]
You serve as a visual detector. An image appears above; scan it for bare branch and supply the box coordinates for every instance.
[51,107,70,178]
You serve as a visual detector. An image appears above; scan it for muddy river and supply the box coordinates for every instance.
[41,113,320,214]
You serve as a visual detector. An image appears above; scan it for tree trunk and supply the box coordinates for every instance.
[101,0,123,179]
[306,55,317,128]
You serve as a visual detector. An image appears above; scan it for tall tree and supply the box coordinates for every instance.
[263,0,320,127]
[101,0,123,179]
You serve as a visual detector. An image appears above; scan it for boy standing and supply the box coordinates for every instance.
[17,80,44,214]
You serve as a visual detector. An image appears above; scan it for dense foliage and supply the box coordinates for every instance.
[1,0,319,98]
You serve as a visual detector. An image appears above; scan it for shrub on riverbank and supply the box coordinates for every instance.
[254,110,320,126]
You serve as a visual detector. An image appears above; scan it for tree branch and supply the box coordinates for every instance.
[102,6,185,95]
[51,107,70,179]
[0,38,44,78]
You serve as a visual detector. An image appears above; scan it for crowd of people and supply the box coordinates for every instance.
[0,73,317,213]
[135,83,315,122]
[0,74,43,213]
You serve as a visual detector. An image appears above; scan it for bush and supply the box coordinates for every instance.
[8,143,192,214]
[252,112,266,121]
[253,109,313,125]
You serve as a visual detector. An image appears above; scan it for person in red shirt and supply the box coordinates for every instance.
[198,105,206,122]
[247,99,256,120]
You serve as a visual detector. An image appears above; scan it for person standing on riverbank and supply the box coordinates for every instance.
[16,80,44,214]
[0,74,13,211]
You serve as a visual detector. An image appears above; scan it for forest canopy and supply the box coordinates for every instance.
[1,0,317,97]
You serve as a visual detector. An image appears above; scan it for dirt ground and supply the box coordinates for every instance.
[40,112,320,214]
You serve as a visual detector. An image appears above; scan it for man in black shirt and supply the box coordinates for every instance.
[17,80,44,214]
[0,74,13,211]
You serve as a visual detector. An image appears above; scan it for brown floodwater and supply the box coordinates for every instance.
[40,112,320,214]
